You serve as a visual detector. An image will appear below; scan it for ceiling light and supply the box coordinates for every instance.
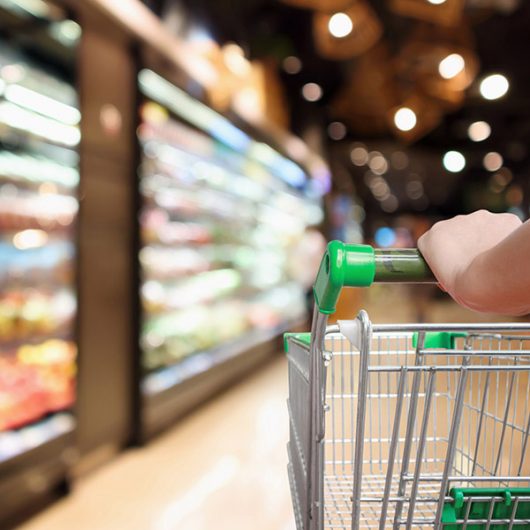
[427,0,447,4]
[394,107,417,131]
[479,74,509,100]
[483,152,503,172]
[223,43,251,77]
[369,154,388,175]
[327,121,346,140]
[438,53,465,80]
[328,13,353,38]
[302,83,322,102]
[443,150,466,172]
[369,176,390,200]
[283,56,302,75]
[350,145,368,166]
[468,121,491,142]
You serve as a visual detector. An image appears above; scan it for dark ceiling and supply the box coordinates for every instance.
[143,0,530,226]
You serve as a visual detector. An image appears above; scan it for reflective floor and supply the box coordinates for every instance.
[20,356,295,530]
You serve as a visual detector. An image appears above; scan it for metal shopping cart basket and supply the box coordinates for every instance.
[285,241,530,530]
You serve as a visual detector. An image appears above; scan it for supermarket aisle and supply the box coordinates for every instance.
[20,356,295,530]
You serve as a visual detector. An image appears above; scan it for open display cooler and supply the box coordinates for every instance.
[136,68,324,438]
[0,1,80,523]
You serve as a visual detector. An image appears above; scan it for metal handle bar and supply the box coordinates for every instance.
[313,241,436,314]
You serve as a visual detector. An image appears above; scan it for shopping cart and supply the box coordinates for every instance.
[285,241,530,530]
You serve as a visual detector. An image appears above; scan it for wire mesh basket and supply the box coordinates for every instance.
[285,242,530,530]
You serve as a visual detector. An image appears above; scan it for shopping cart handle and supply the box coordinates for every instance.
[313,241,436,314]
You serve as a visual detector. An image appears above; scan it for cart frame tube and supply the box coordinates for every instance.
[351,310,373,530]
[308,308,329,530]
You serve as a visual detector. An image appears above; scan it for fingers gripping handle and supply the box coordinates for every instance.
[313,241,435,314]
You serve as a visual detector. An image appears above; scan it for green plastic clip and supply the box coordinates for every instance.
[412,332,468,349]
[442,488,530,530]
[283,332,311,353]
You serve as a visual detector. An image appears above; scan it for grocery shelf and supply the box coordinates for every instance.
[0,413,75,464]
[0,414,75,527]
[0,10,80,525]
[142,322,296,396]
[0,329,74,352]
[135,63,322,442]
[138,317,305,442]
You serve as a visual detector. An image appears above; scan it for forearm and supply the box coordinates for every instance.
[455,220,530,315]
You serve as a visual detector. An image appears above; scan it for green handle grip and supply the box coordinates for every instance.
[313,241,436,314]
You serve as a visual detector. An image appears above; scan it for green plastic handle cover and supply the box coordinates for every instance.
[313,241,436,314]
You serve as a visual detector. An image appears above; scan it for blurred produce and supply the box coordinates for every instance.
[0,289,75,342]
[0,340,76,431]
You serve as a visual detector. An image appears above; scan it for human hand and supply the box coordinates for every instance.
[417,210,522,310]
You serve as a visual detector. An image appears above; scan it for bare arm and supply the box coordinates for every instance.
[417,210,530,315]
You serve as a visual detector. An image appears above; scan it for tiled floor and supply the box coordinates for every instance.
[20,356,296,530]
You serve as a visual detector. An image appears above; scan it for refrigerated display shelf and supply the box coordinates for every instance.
[139,145,271,202]
[142,192,257,226]
[137,67,322,440]
[140,265,284,303]
[0,412,75,465]
[0,330,74,352]
[147,271,267,294]
[141,330,273,395]
[138,317,306,441]
[138,70,307,189]
[140,221,256,249]
[0,240,75,278]
[141,276,301,311]
[0,27,79,525]
[141,282,306,373]
[0,288,76,336]
[0,190,78,209]
[0,101,80,148]
[0,414,74,528]
[0,340,76,430]
[139,128,310,211]
[0,132,78,164]
[140,170,308,219]
[0,221,76,235]
[0,164,78,190]
[0,6,79,524]
[140,161,302,205]
[140,144,310,206]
